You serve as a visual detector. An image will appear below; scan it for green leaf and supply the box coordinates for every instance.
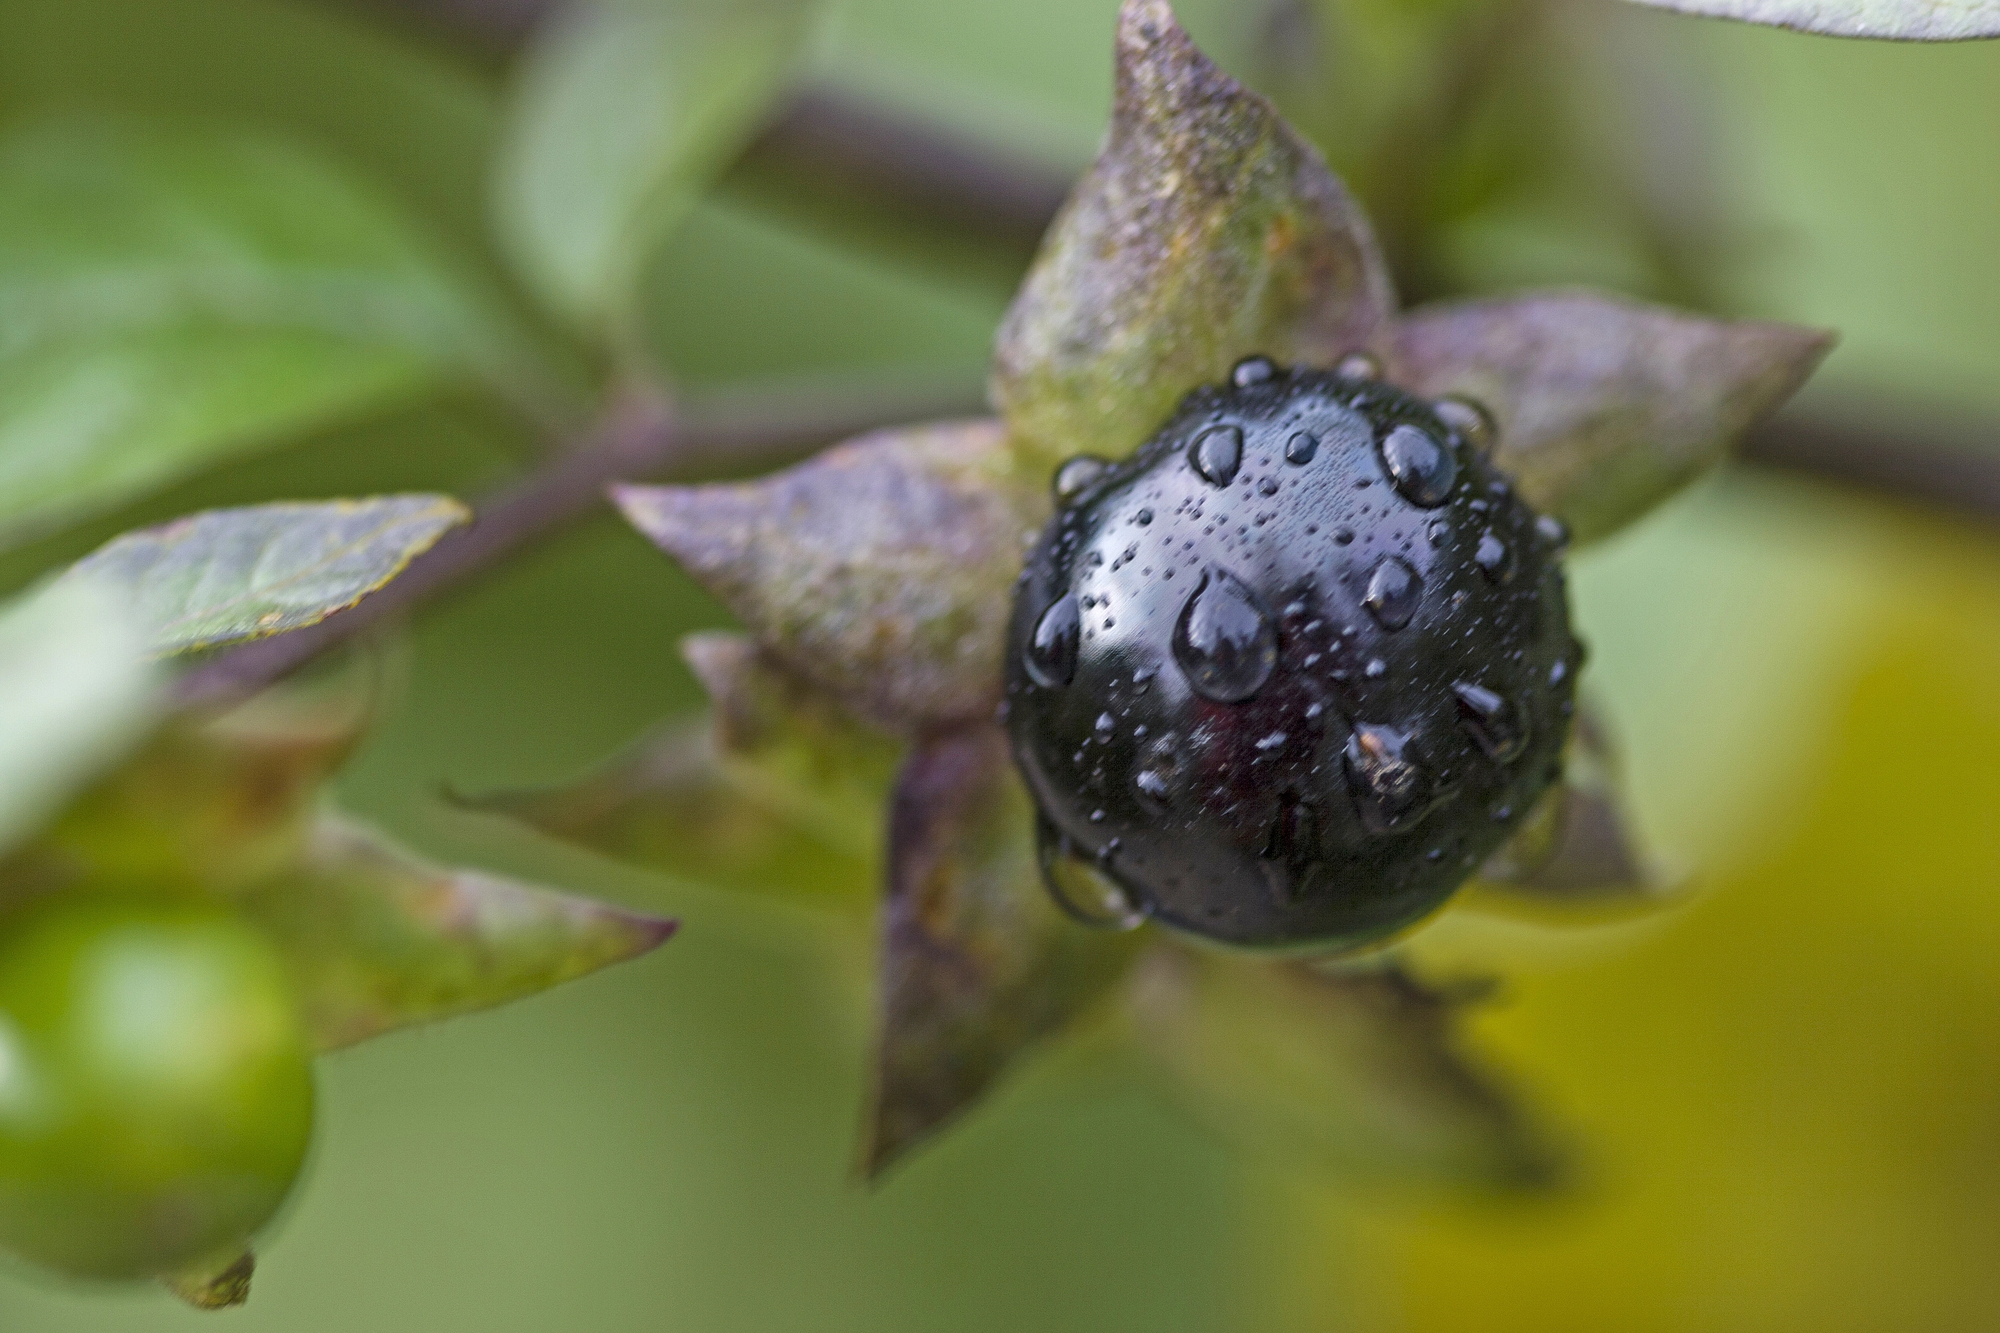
[1617,0,2000,39]
[238,815,676,1051]
[866,725,1141,1177]
[991,0,1394,472]
[467,632,896,909]
[62,496,469,655]
[1380,290,1832,543]
[1128,949,1559,1193]
[0,578,160,858]
[0,115,534,545]
[1474,704,1663,909]
[496,0,821,334]
[614,419,1044,731]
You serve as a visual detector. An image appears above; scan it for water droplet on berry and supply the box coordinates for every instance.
[1172,569,1278,703]
[1363,556,1422,631]
[1343,724,1443,833]
[1285,430,1319,464]
[1453,681,1529,762]
[1036,816,1145,930]
[1433,395,1497,454]
[1231,355,1278,387]
[1024,595,1081,688]
[1094,711,1116,737]
[1053,455,1109,505]
[1379,425,1458,508]
[1191,425,1243,487]
[1475,531,1513,583]
[1335,351,1381,381]
[1536,513,1570,551]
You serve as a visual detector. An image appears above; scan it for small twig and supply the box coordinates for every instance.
[172,373,990,709]
[326,1,2000,530]
[1741,398,2000,521]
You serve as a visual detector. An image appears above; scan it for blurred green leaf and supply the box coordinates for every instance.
[0,578,160,858]
[496,0,821,335]
[1617,0,2000,38]
[991,0,1394,471]
[1380,290,1832,542]
[0,115,539,545]
[1129,950,1558,1192]
[467,632,895,909]
[867,725,1141,1176]
[614,418,1044,731]
[63,496,469,654]
[239,815,676,1052]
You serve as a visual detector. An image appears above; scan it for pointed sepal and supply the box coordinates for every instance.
[1381,291,1832,543]
[991,0,1395,471]
[1476,704,1661,906]
[865,725,1142,1177]
[614,419,1043,731]
[28,685,368,896]
[1128,948,1559,1192]
[467,634,896,910]
[238,816,675,1051]
[161,1247,256,1311]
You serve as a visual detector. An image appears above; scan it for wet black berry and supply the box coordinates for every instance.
[1004,358,1581,950]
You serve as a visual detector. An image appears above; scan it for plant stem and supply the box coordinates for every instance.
[172,374,990,709]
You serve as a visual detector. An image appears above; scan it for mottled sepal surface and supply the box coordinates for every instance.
[866,726,1140,1176]
[1005,363,1578,950]
[614,420,1044,732]
[1381,291,1833,544]
[991,0,1393,471]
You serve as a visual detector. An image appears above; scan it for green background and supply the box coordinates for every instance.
[2,0,1998,1328]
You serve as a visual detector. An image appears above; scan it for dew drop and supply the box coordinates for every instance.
[1364,657,1387,679]
[1135,767,1172,803]
[1231,354,1278,387]
[1255,730,1289,752]
[1453,680,1529,762]
[1053,454,1109,504]
[1343,724,1444,834]
[1432,395,1498,454]
[1258,476,1280,497]
[1379,424,1458,508]
[1094,711,1116,737]
[1036,815,1145,930]
[1191,425,1243,486]
[1536,513,1571,551]
[1136,508,1154,526]
[1172,569,1278,703]
[1335,351,1382,381]
[1332,526,1355,546]
[1024,595,1081,688]
[1285,430,1319,464]
[1474,530,1514,583]
[1363,556,1422,631]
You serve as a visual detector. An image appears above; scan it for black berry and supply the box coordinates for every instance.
[1004,358,1582,950]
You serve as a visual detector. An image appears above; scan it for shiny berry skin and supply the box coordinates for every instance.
[0,895,315,1280]
[1004,358,1581,950]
